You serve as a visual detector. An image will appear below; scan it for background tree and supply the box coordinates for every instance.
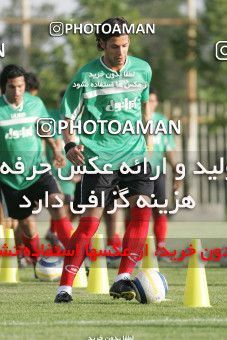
[198,0,227,102]
[1,0,227,106]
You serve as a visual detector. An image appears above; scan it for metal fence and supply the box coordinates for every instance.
[160,100,227,219]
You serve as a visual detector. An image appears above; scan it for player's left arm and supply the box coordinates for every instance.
[165,150,177,171]
[38,129,66,168]
[165,150,181,191]
[141,101,152,149]
[141,63,152,149]
[37,98,66,168]
[46,137,66,169]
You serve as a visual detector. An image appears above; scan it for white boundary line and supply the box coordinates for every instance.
[0,319,226,327]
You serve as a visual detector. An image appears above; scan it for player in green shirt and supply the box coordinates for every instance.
[149,88,180,252]
[44,105,77,247]
[0,64,75,272]
[45,91,81,247]
[55,17,153,303]
[45,92,78,214]
[25,79,76,249]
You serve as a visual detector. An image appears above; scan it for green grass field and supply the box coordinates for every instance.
[0,221,226,340]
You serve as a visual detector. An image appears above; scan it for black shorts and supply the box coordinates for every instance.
[153,174,166,205]
[73,162,153,209]
[64,194,74,205]
[0,172,61,220]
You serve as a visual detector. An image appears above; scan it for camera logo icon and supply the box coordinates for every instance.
[215,41,227,61]
[37,118,56,137]
[49,22,64,37]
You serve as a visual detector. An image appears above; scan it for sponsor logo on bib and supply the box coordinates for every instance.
[5,126,33,139]
[105,97,138,112]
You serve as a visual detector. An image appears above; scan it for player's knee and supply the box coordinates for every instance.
[128,194,151,208]
[48,192,64,206]
[19,216,36,238]
[76,216,100,238]
[130,205,151,221]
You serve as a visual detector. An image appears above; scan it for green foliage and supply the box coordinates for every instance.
[64,0,143,70]
[198,0,227,102]
[130,0,187,100]
[1,0,227,105]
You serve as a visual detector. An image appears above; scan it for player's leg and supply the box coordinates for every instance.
[17,177,75,273]
[11,220,30,268]
[55,172,117,303]
[55,206,103,303]
[152,174,168,251]
[63,173,81,222]
[103,209,122,269]
[0,182,41,271]
[19,215,40,267]
[109,162,153,300]
[34,172,74,248]
[47,194,74,248]
[0,194,19,232]
[0,189,25,266]
[46,193,75,248]
[110,195,151,300]
[104,209,122,248]
[69,179,81,222]
[63,194,74,220]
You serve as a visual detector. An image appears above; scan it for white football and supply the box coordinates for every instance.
[35,256,63,281]
[133,269,168,304]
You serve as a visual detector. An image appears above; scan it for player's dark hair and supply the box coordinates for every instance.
[26,72,39,92]
[95,17,129,51]
[149,87,158,98]
[0,64,27,93]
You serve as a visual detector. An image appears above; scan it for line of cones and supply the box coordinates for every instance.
[0,225,211,307]
[74,234,211,308]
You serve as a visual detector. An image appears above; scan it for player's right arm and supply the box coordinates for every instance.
[60,71,85,165]
[142,101,153,148]
[62,118,84,165]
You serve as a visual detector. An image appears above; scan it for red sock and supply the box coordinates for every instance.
[124,217,130,232]
[107,233,122,248]
[60,216,100,286]
[22,233,40,264]
[153,214,168,249]
[52,217,74,248]
[118,206,151,274]
[50,219,55,233]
